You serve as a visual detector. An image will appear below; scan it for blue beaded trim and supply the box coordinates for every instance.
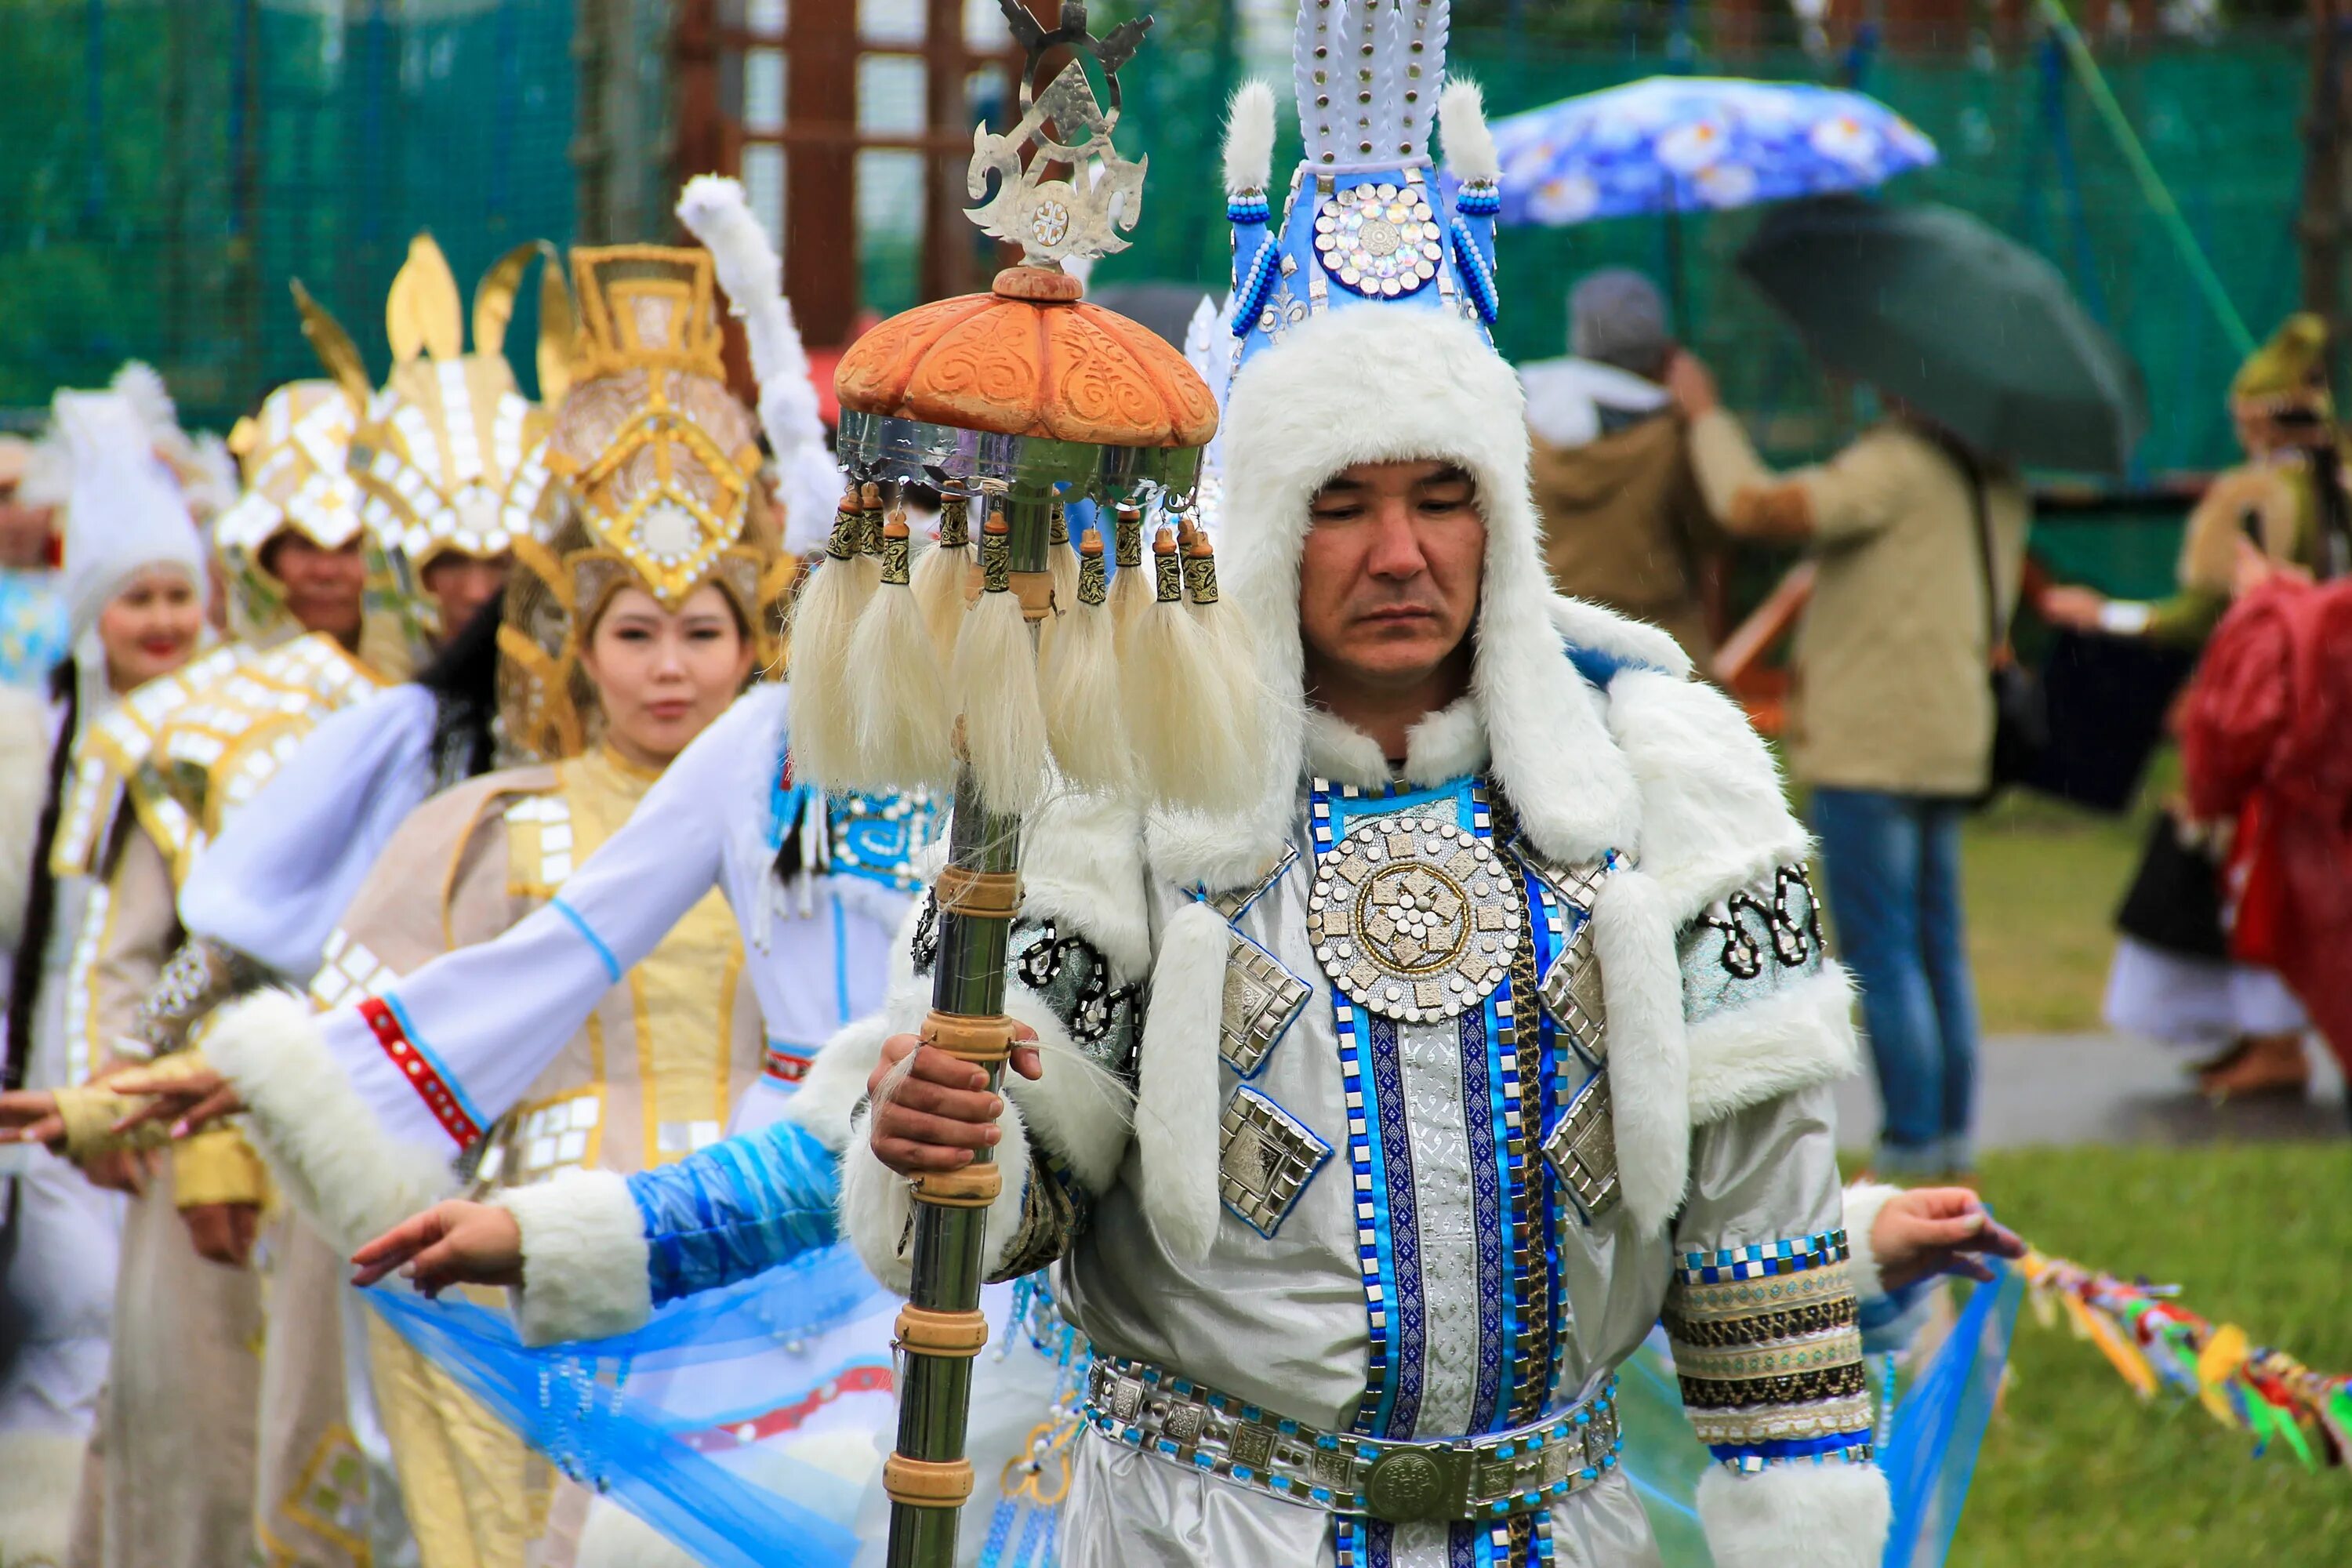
[1228,191,1272,225]
[1679,1229,1850,1286]
[1711,1435,1878,1475]
[1451,219,1500,325]
[1232,237,1283,334]
[1454,180,1501,219]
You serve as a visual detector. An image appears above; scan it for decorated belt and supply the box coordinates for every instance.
[1083,1357,1621,1526]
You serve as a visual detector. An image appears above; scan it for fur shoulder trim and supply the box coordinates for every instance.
[0,684,53,956]
[1686,963,1862,1126]
[1696,1458,1889,1568]
[206,987,458,1253]
[494,1167,654,1346]
[1545,594,1693,681]
[1603,666,1807,923]
[1018,793,1152,981]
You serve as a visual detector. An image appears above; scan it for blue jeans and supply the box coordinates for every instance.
[1810,787,1980,1174]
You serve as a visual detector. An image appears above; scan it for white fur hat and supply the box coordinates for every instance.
[52,389,205,641]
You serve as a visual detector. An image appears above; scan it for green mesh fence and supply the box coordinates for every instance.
[0,0,580,428]
[1094,16,2312,478]
[0,0,2315,488]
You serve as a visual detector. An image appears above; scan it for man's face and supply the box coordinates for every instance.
[1298,459,1485,693]
[260,532,367,640]
[419,550,512,640]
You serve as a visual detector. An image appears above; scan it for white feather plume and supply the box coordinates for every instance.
[674,173,844,554]
[1222,80,1277,193]
[1439,78,1499,185]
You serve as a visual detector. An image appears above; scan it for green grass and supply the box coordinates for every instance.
[1961,791,2148,1036]
[1952,1142,2352,1566]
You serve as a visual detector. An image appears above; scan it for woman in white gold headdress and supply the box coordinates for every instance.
[0,385,208,1567]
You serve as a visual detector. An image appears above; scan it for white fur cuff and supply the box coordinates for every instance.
[837,1096,1033,1298]
[207,988,456,1254]
[1696,1458,1891,1568]
[1686,963,1862,1126]
[1842,1180,1901,1304]
[494,1168,655,1347]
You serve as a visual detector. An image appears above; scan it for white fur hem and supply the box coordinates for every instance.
[838,1094,1032,1297]
[492,1168,654,1347]
[1696,1458,1891,1568]
[0,1429,89,1566]
[1591,869,1690,1232]
[1686,963,1862,1126]
[208,988,456,1254]
[1842,1179,1901,1304]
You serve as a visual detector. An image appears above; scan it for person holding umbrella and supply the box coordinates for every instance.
[1664,197,2140,1180]
[1666,345,2022,1183]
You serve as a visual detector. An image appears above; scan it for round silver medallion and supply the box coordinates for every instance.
[1306,815,1524,1022]
[1312,183,1443,300]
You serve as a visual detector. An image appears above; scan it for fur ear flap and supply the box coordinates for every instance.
[1134,900,1229,1261]
[1591,869,1690,1232]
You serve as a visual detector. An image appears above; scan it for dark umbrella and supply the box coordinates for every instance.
[1736,196,2146,473]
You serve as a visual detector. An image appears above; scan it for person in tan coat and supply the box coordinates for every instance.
[1668,349,2029,1181]
[1524,269,1722,666]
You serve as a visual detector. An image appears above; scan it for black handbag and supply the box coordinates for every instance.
[1946,437,2049,799]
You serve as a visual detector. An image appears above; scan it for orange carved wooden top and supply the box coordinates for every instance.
[834,273,1218,450]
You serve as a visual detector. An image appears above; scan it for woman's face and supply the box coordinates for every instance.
[577,581,753,768]
[98,566,205,691]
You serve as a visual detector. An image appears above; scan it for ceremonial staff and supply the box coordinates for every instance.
[786,7,1261,1564]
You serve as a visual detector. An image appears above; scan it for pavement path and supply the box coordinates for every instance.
[1830,1030,2348,1152]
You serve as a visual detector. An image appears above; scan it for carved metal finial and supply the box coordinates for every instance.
[967,2,1156,267]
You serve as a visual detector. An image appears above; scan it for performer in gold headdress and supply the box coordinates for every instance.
[205,242,789,1568]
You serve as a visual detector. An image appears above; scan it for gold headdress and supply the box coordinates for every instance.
[212,379,402,654]
[496,245,792,760]
[2230,313,2333,444]
[332,235,568,638]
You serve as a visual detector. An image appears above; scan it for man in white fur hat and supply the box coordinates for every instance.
[834,8,1886,1564]
[395,9,1891,1568]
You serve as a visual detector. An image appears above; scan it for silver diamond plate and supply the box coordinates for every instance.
[1542,1069,1622,1220]
[1219,1087,1332,1238]
[1221,931,1312,1077]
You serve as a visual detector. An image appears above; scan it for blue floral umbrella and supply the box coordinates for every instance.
[1490,75,1939,227]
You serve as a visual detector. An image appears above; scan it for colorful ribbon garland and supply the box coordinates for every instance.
[2020,1249,2352,1477]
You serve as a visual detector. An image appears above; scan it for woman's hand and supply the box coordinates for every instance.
[865,1025,1042,1178]
[0,1089,64,1149]
[350,1200,524,1294]
[101,1064,241,1139]
[1870,1187,2025,1294]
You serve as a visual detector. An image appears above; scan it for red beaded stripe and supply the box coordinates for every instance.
[360,996,481,1146]
[674,1363,894,1452]
[762,1044,814,1084]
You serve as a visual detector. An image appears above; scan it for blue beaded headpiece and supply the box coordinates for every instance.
[1226,0,1499,376]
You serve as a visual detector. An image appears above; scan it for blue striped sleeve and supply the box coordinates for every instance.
[626,1121,843,1307]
